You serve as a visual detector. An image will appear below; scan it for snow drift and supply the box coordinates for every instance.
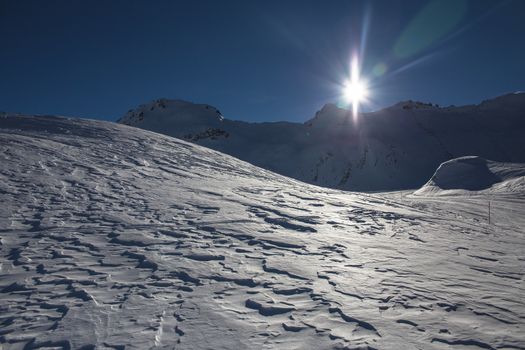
[118,93,525,191]
[415,156,525,196]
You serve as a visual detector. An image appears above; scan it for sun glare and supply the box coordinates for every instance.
[343,56,369,118]
[343,80,368,104]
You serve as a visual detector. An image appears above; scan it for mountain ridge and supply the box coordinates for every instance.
[118,92,525,191]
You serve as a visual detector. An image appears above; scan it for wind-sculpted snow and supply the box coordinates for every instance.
[1,114,524,349]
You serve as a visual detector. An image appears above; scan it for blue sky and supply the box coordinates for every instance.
[1,0,524,122]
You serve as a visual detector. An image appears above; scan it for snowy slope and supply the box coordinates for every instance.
[414,156,525,196]
[118,93,525,191]
[1,114,525,349]
[0,116,525,349]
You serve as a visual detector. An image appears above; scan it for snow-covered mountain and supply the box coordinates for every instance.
[1,114,524,349]
[118,93,525,191]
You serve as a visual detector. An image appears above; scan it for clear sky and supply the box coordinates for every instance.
[1,0,524,122]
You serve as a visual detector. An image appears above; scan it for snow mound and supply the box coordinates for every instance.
[421,156,500,191]
[414,156,525,196]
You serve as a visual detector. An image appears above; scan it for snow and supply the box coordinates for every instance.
[1,114,524,349]
[414,156,525,196]
[118,93,525,192]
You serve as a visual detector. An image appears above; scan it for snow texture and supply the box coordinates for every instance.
[118,93,525,191]
[1,114,524,349]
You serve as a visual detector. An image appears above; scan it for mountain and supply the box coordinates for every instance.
[118,93,525,191]
[1,114,524,349]
[414,156,525,196]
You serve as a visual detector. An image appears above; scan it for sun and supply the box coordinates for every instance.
[343,80,368,104]
[343,56,369,118]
